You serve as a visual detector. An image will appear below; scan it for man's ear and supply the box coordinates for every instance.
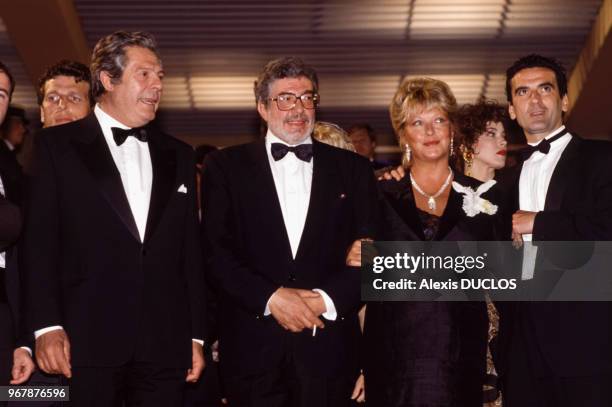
[39,106,45,125]
[508,103,517,120]
[561,94,569,113]
[257,101,269,122]
[99,71,115,92]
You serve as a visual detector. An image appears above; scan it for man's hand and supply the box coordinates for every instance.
[299,292,327,317]
[35,329,71,378]
[512,210,537,235]
[351,372,365,403]
[268,288,325,333]
[185,341,205,383]
[10,348,35,384]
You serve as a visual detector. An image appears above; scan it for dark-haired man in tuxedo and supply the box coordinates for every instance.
[22,31,205,406]
[202,57,377,407]
[0,60,20,395]
[497,54,612,406]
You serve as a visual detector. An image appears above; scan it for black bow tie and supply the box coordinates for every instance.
[271,143,313,162]
[520,129,568,160]
[111,127,148,146]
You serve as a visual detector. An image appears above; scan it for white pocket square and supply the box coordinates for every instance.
[178,184,187,193]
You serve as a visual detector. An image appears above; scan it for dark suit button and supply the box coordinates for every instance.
[288,274,296,282]
[142,248,147,256]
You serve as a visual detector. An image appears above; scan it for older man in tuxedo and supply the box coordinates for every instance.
[497,54,612,407]
[22,31,205,406]
[202,57,377,407]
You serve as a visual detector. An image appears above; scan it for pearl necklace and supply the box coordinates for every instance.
[409,166,453,211]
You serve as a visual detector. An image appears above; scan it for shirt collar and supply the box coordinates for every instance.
[265,129,312,148]
[528,125,567,146]
[94,104,131,133]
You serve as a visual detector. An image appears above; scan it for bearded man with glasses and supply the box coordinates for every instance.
[201,57,378,407]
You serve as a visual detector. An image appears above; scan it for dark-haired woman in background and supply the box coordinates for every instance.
[454,101,510,406]
[455,101,509,183]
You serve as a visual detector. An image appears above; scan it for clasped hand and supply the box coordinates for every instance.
[268,288,326,333]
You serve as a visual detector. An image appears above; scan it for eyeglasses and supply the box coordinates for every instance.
[268,92,319,111]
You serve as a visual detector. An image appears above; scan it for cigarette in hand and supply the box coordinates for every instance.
[312,325,317,337]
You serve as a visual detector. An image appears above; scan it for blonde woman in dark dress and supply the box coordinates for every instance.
[348,78,502,406]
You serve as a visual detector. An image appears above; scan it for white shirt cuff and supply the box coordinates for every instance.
[192,339,204,346]
[34,325,63,339]
[264,295,272,316]
[313,289,337,321]
[19,346,32,356]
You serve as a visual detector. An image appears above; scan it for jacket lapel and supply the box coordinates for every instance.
[71,114,140,241]
[382,177,426,240]
[144,127,176,243]
[435,177,463,240]
[295,140,336,260]
[544,135,581,211]
[246,140,294,261]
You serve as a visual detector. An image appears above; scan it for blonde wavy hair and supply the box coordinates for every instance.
[389,77,457,135]
[313,121,356,152]
[389,77,457,167]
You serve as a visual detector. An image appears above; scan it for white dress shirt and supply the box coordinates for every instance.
[263,130,337,320]
[519,125,572,279]
[95,104,152,242]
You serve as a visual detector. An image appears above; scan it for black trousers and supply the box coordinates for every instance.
[223,352,356,407]
[0,303,14,382]
[62,362,186,407]
[184,350,223,407]
[502,322,612,407]
[0,299,14,407]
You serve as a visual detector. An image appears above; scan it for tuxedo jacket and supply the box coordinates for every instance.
[21,113,204,368]
[496,135,612,377]
[201,139,378,378]
[0,140,23,205]
[0,142,24,370]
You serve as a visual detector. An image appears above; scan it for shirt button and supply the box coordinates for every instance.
[288,274,296,282]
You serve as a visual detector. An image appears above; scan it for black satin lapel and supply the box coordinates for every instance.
[544,136,581,211]
[247,141,294,260]
[295,141,334,259]
[71,119,140,241]
[500,162,522,214]
[435,185,463,240]
[384,178,426,241]
[144,132,176,243]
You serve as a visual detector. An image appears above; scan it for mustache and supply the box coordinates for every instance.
[284,113,310,123]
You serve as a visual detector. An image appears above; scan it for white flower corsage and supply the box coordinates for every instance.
[451,179,498,217]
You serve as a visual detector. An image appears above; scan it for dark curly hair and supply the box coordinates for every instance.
[37,60,92,106]
[505,54,567,103]
[453,100,509,172]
